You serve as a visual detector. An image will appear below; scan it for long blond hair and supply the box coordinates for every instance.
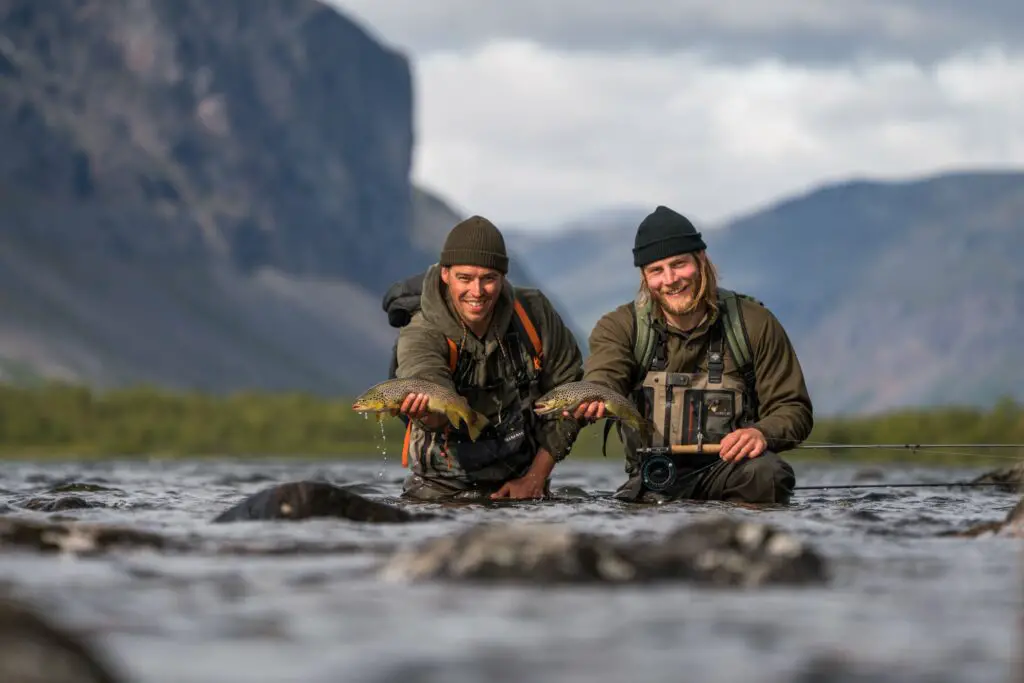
[637,250,720,317]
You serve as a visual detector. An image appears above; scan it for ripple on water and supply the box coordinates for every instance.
[0,459,1020,683]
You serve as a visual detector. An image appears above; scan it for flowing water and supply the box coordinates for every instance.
[0,457,1021,683]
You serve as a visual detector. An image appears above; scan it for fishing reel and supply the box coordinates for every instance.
[637,443,721,492]
[639,450,677,492]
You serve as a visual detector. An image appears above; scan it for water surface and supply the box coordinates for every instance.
[1,458,1021,683]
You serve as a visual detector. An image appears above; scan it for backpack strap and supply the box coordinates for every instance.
[631,297,657,377]
[717,288,760,423]
[512,296,543,371]
[401,300,541,468]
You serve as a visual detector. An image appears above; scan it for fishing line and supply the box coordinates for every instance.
[714,432,1024,462]
[794,481,1013,491]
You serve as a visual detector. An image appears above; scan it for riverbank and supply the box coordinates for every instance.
[0,383,1020,464]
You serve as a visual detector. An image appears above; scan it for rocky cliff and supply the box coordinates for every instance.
[0,0,447,392]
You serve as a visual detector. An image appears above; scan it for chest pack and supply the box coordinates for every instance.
[601,288,763,457]
[382,271,544,469]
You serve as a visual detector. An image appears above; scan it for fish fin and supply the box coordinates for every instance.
[601,420,613,458]
[463,409,489,442]
[454,405,489,444]
[443,406,488,442]
[637,416,655,444]
[443,406,464,432]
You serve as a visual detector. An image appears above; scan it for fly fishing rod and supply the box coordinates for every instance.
[636,443,1024,492]
[646,443,1024,454]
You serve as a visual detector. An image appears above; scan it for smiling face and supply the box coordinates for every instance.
[441,264,503,329]
[642,252,703,317]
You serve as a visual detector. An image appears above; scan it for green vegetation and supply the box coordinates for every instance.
[0,383,1021,466]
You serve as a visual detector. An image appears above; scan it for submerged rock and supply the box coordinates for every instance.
[944,496,1024,538]
[379,516,828,586]
[212,481,430,524]
[969,462,1024,493]
[0,517,166,555]
[0,596,126,683]
[790,651,949,683]
[630,516,829,587]
[380,523,635,583]
[21,497,96,513]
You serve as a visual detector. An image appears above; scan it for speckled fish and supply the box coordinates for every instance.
[533,380,649,435]
[352,378,489,442]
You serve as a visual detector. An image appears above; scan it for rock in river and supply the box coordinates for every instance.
[379,515,828,587]
[969,461,1024,493]
[212,480,430,524]
[0,595,127,683]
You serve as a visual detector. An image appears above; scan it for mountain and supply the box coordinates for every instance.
[2,3,1020,415]
[505,171,1024,416]
[0,0,583,395]
[0,0,446,393]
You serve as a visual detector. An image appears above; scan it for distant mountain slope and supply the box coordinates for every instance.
[507,171,1024,415]
[0,0,430,393]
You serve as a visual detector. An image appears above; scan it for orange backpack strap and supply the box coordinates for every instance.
[513,298,543,371]
[402,336,460,468]
[446,337,459,372]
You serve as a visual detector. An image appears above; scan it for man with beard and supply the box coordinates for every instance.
[572,206,813,504]
[385,216,585,501]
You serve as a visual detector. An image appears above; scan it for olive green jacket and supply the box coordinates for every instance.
[395,264,584,479]
[584,294,814,456]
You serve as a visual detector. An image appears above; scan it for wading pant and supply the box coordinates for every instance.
[401,473,552,502]
[614,451,796,505]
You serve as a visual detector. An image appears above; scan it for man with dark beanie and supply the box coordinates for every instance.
[387,215,584,501]
[571,205,814,504]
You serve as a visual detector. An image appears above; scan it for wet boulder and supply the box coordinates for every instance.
[627,516,829,587]
[0,517,166,555]
[944,496,1024,538]
[379,516,828,586]
[20,497,95,513]
[969,461,1024,493]
[0,596,126,683]
[379,523,636,583]
[212,480,430,524]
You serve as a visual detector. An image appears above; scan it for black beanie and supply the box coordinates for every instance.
[632,206,707,267]
[439,215,509,274]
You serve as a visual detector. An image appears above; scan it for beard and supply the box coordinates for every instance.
[654,279,701,316]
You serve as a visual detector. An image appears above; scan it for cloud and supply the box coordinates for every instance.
[331,0,1024,63]
[408,42,1024,229]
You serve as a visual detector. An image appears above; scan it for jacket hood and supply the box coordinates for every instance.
[419,263,516,351]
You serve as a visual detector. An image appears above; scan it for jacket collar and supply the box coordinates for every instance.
[419,263,516,352]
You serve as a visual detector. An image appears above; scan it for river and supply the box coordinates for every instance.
[1,457,1021,683]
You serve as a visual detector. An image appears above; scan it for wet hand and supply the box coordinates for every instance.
[719,427,767,463]
[565,401,606,423]
[490,473,547,500]
[393,392,446,429]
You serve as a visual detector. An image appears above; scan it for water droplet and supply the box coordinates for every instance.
[377,419,388,480]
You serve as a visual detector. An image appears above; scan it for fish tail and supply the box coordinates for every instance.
[458,405,490,442]
[610,404,654,441]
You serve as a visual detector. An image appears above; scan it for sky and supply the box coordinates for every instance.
[328,1,1024,231]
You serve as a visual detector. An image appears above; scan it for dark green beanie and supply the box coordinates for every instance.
[632,205,707,267]
[439,215,509,274]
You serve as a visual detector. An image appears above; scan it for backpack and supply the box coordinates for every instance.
[381,271,545,469]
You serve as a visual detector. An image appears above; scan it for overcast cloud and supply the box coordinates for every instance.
[329,1,1024,230]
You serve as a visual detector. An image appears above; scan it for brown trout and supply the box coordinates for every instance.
[352,378,489,442]
[533,380,650,435]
